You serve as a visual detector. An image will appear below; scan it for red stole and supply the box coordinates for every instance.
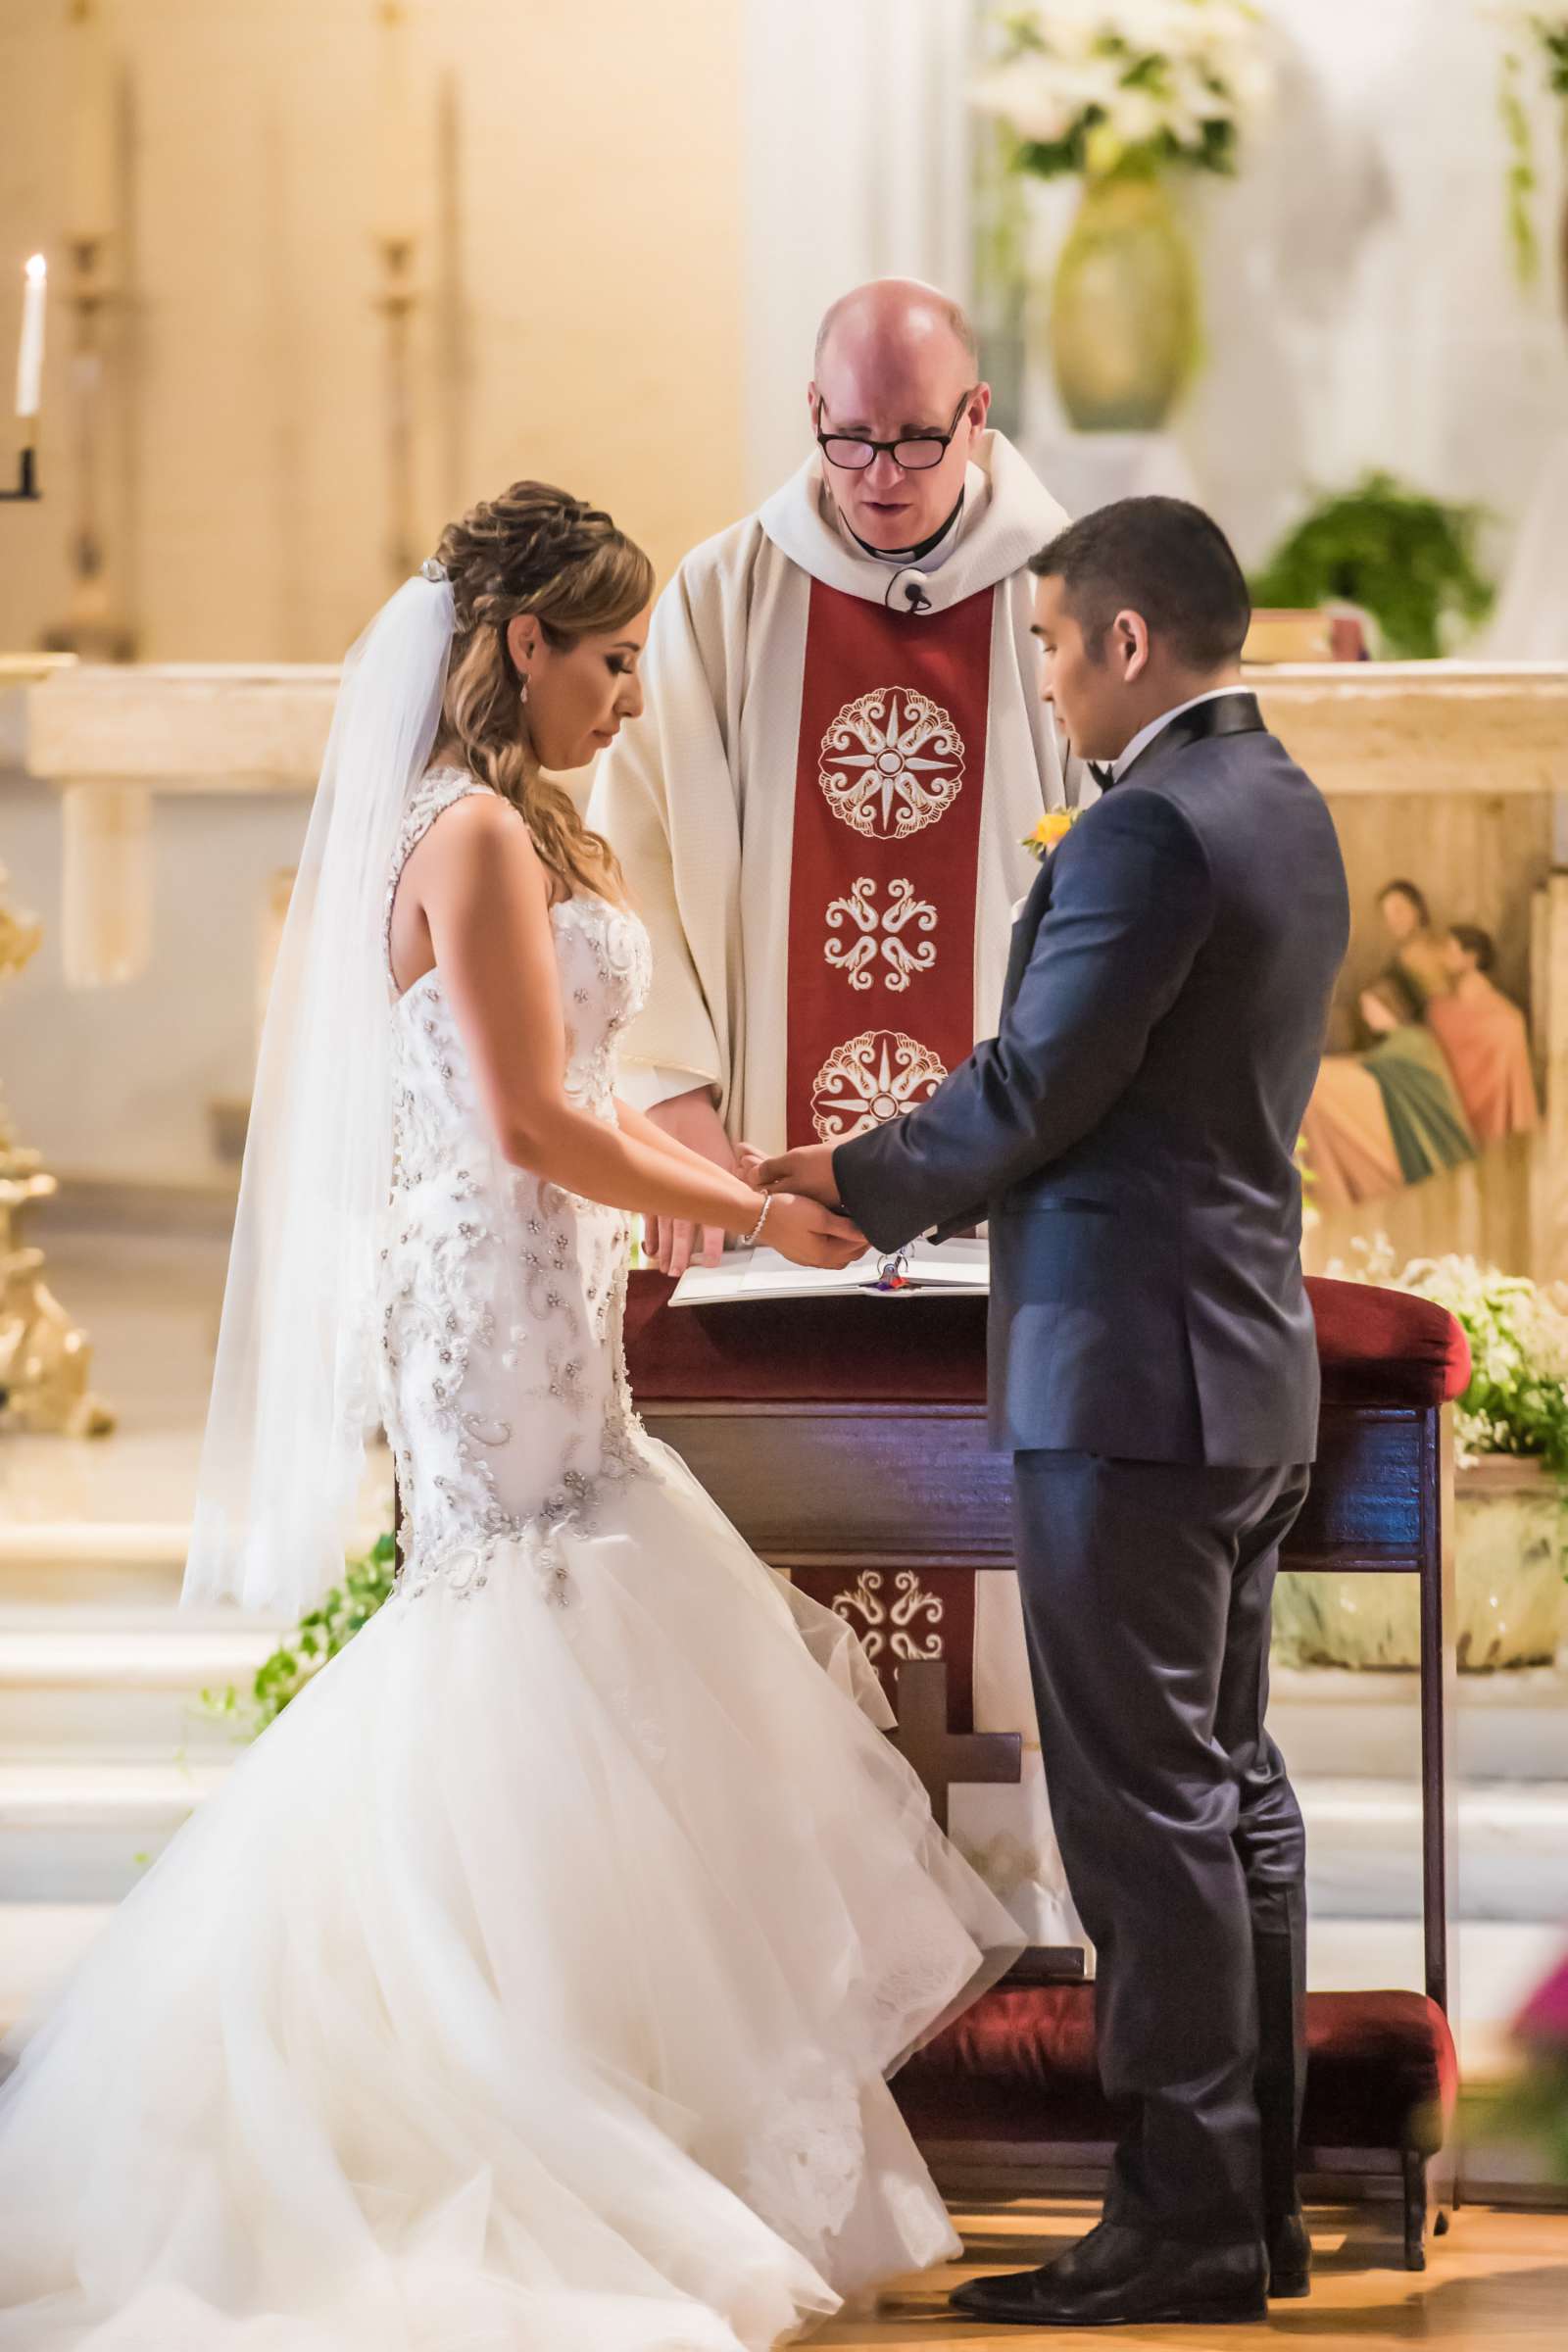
[785,577,995,1146]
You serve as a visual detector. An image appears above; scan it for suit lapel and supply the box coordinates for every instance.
[1003,853,1054,1014]
[1106,690,1265,793]
[998,697,1267,1019]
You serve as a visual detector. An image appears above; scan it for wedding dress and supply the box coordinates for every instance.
[0,767,1021,2351]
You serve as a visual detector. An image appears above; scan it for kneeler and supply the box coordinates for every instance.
[623,1271,1467,2271]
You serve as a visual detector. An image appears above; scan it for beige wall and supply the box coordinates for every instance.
[0,0,746,662]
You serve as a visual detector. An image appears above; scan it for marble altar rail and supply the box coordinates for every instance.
[18,656,1568,797]
[6,659,1568,1271]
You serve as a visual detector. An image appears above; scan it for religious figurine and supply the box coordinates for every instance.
[1377,876,1454,1011]
[1301,972,1478,1208]
[1424,923,1540,1143]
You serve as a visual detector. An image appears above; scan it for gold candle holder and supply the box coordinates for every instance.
[377,234,420,585]
[0,863,113,1437]
[40,234,134,662]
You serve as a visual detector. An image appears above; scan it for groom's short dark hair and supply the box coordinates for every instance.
[1030,497,1250,673]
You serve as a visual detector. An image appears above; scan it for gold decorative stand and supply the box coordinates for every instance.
[0,861,113,1437]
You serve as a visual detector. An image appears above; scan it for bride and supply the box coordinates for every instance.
[0,483,1020,2350]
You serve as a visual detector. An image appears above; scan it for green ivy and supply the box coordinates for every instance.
[1498,15,1568,285]
[199,1532,397,1740]
[1486,2055,1568,2183]
[1249,473,1494,661]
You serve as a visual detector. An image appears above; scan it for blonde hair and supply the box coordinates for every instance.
[431,482,653,905]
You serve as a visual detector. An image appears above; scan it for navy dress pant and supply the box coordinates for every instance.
[1011,1451,1311,2246]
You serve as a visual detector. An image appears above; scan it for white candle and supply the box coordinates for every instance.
[16,255,47,424]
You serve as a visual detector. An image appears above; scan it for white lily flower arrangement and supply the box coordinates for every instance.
[1332,1237,1568,1477]
[972,0,1273,184]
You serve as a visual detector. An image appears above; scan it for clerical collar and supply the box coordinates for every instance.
[837,491,966,572]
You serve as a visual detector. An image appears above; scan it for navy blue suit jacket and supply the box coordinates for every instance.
[832,694,1350,1464]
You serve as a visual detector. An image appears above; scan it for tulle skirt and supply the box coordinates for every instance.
[0,1440,1021,2349]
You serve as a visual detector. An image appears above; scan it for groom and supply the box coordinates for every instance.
[763,497,1350,2328]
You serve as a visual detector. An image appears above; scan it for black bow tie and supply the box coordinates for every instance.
[1087,760,1115,793]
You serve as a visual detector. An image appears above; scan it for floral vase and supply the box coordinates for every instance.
[1271,1457,1567,1673]
[1049,172,1200,434]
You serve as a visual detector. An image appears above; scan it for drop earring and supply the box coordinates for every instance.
[518,674,530,707]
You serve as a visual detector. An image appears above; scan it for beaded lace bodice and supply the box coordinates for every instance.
[379,769,655,1602]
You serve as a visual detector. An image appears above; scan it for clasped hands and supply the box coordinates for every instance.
[752,1142,841,1210]
[746,1141,864,1273]
[641,1090,864,1276]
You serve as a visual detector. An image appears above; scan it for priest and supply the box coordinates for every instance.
[589,276,1074,1276]
[591,277,1084,1950]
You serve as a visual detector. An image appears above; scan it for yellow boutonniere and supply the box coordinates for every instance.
[1022,808,1077,861]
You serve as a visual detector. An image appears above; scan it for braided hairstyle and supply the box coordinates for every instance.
[430,482,653,906]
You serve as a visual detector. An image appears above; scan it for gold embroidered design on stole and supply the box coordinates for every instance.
[818,688,965,841]
[809,1028,949,1142]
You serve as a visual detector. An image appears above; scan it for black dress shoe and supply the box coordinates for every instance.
[950,2220,1268,2328]
[1267,2206,1312,2298]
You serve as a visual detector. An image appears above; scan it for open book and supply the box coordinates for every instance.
[666,1235,990,1307]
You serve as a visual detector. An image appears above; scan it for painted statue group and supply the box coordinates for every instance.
[4,280,1375,2342]
[1302,877,1537,1210]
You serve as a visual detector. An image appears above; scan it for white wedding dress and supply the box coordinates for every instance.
[0,771,1021,2352]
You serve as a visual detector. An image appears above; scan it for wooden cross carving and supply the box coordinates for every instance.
[890,1654,1087,1984]
[890,1654,1020,1833]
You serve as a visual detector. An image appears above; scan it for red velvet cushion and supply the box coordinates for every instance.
[624,1270,992,1403]
[1306,1277,1471,1409]
[626,1270,1471,1414]
[894,1984,1458,2158]
[1300,1991,1458,2155]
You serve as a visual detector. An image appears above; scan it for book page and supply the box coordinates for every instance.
[666,1237,990,1307]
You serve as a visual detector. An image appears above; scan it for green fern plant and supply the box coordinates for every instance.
[1249,473,1494,661]
[198,1531,397,1740]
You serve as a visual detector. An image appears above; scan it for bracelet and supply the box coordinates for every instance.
[741,1194,773,1248]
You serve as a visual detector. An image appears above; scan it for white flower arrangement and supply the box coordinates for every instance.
[972,0,1273,183]
[1332,1237,1568,1475]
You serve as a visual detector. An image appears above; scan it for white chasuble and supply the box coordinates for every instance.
[590,432,1073,1154]
[589,434,1086,1947]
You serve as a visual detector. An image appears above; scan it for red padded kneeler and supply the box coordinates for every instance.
[894,1984,1458,2166]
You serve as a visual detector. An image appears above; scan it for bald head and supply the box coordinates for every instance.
[813,277,979,379]
[809,278,989,553]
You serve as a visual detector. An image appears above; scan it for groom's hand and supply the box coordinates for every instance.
[759,1142,841,1209]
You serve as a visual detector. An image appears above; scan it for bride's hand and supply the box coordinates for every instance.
[762,1191,868,1271]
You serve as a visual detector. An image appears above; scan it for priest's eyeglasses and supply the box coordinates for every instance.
[814,389,977,472]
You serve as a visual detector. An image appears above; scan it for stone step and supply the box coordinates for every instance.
[1268,1663,1568,1784]
[0,1613,281,1754]
[0,1899,117,2033]
[2,1741,1565,1917]
[0,1521,191,1607]
[0,1758,228,1901]
[1299,1777,1568,1923]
